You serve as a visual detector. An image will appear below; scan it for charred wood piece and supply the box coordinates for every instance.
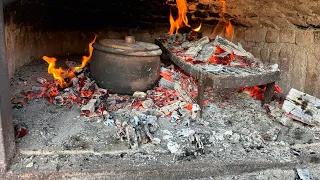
[81,98,97,114]
[168,34,187,44]
[182,36,210,58]
[282,88,320,126]
[213,35,254,59]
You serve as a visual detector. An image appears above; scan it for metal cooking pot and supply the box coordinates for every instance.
[90,36,162,94]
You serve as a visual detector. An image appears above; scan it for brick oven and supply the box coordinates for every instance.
[0,0,320,179]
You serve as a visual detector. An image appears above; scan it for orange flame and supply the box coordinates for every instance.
[208,0,234,41]
[224,21,234,41]
[169,0,201,34]
[43,34,98,88]
[193,23,202,32]
[220,0,226,14]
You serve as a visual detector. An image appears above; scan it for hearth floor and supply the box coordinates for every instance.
[6,59,320,179]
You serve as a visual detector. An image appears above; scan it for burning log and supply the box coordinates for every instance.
[42,34,98,89]
[212,35,254,59]
[168,33,187,44]
[182,36,210,58]
[158,100,182,116]
[173,83,195,103]
[282,88,320,126]
[158,77,175,90]
[193,43,216,62]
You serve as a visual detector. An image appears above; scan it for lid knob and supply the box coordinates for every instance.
[125,36,136,44]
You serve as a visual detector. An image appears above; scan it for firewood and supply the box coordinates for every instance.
[158,100,182,115]
[212,35,254,59]
[81,99,97,114]
[173,83,196,103]
[282,88,320,126]
[182,36,210,57]
[158,77,175,90]
[193,43,216,62]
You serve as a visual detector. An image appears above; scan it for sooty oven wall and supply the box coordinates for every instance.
[3,0,172,77]
[4,0,320,97]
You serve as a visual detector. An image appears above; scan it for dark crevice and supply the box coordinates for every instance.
[308,24,320,29]
[292,23,309,30]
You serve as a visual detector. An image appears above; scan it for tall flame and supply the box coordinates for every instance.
[43,34,98,88]
[224,21,234,42]
[208,0,234,41]
[169,0,201,34]
[220,0,226,14]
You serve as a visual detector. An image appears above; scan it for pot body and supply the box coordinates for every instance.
[90,49,160,94]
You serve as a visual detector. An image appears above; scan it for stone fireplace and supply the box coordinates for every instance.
[0,0,320,178]
[3,0,320,96]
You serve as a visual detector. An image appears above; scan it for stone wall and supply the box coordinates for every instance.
[168,0,320,29]
[4,0,320,98]
[4,21,169,78]
[4,21,93,77]
[4,21,320,98]
[233,26,320,98]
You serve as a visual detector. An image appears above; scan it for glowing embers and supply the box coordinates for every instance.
[42,34,98,89]
[238,84,283,101]
[169,0,201,34]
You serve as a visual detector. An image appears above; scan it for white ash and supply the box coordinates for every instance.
[10,59,320,167]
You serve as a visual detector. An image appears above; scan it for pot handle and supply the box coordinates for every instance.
[125,36,136,44]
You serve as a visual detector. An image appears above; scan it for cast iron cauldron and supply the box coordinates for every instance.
[90,36,162,94]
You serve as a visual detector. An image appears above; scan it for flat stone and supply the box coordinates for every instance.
[198,0,212,5]
[279,49,291,71]
[260,48,270,63]
[291,49,307,91]
[188,4,197,11]
[295,29,314,47]
[234,28,245,41]
[305,53,320,97]
[254,28,267,42]
[244,28,255,42]
[280,28,295,44]
[269,50,280,64]
[313,30,320,44]
[251,47,261,59]
[266,29,279,43]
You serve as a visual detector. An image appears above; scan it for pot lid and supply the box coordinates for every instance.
[99,36,160,51]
